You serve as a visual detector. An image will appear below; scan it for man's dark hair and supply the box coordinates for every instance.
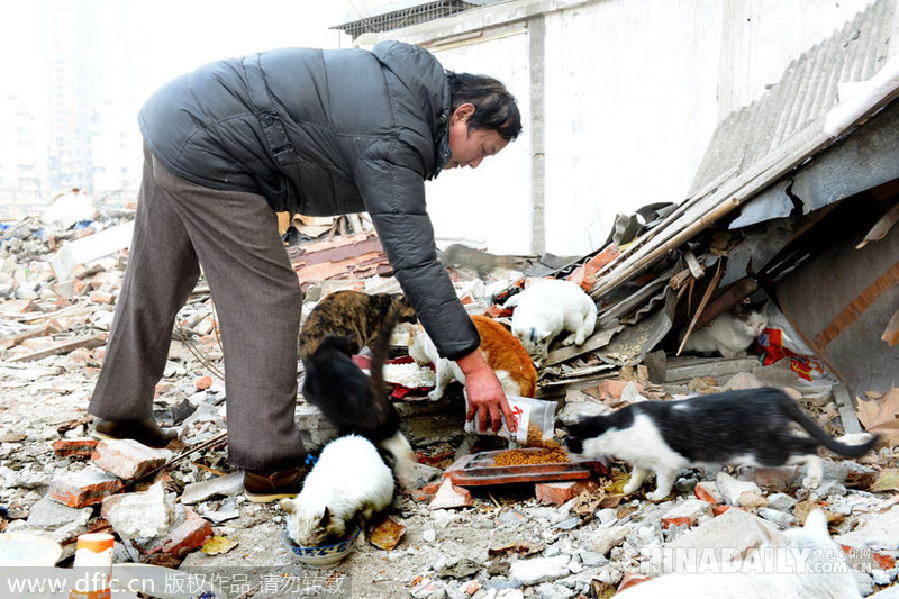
[448,72,522,142]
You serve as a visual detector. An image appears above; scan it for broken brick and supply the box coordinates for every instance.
[89,271,110,290]
[48,467,123,508]
[91,439,171,480]
[596,379,645,400]
[194,375,212,391]
[535,480,595,507]
[617,572,651,593]
[53,436,99,458]
[89,290,114,304]
[566,262,599,293]
[2,299,37,313]
[662,516,693,529]
[694,481,721,504]
[144,508,212,558]
[429,479,472,509]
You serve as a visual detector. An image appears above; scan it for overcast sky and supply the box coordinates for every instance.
[1,0,354,105]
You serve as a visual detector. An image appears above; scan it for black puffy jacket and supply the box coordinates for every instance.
[138,41,479,360]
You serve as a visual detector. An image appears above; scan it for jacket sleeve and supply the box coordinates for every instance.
[355,139,480,360]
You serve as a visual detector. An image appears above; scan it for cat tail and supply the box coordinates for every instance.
[783,393,880,457]
[366,306,417,487]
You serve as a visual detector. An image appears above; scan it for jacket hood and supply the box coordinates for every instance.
[372,41,451,178]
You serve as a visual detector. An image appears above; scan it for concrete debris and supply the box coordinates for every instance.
[1,211,898,599]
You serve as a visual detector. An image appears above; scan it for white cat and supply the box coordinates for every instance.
[680,300,768,358]
[509,279,598,366]
[406,316,535,401]
[618,510,862,598]
[281,435,394,547]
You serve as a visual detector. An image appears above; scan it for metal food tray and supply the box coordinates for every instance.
[444,448,607,486]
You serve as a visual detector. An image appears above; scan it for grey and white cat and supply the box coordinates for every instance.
[281,434,394,546]
[618,509,862,598]
[509,279,598,366]
[680,300,768,358]
[564,387,878,501]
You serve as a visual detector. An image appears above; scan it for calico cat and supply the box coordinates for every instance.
[509,278,598,366]
[301,304,416,488]
[281,434,394,547]
[564,387,878,501]
[299,289,416,362]
[680,300,768,358]
[618,509,862,598]
[406,314,537,401]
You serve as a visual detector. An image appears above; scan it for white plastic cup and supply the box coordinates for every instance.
[70,533,113,599]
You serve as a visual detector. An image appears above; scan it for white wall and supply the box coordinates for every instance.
[359,0,877,256]
[426,32,532,255]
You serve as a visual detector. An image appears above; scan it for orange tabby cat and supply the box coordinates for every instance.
[407,315,537,400]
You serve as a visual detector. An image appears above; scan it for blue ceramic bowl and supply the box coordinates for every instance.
[282,525,361,567]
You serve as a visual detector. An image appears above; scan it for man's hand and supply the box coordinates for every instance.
[455,349,514,434]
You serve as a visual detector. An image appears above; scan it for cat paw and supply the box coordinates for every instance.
[802,476,821,489]
[622,481,640,494]
[427,390,443,401]
[646,490,671,502]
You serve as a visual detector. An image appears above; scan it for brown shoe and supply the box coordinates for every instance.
[244,466,307,503]
[92,416,179,448]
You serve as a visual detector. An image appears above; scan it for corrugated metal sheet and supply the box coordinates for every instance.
[689,0,894,197]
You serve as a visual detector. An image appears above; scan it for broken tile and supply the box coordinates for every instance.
[91,439,171,480]
[48,466,123,508]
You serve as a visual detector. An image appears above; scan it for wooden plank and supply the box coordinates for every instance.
[544,325,622,366]
[833,383,863,435]
[883,307,899,346]
[7,333,108,363]
[0,325,47,349]
[663,357,759,383]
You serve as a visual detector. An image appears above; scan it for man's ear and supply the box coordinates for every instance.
[452,102,475,123]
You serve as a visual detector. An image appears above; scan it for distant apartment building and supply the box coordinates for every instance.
[0,94,47,220]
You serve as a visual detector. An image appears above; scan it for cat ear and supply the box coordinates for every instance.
[318,506,331,527]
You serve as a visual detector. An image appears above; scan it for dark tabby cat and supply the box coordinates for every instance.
[438,243,527,280]
[564,387,878,501]
[299,290,416,362]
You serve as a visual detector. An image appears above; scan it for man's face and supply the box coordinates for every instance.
[444,103,510,170]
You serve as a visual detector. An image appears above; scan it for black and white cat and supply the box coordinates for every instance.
[618,509,862,598]
[679,300,768,358]
[290,306,415,545]
[301,305,415,487]
[564,387,878,501]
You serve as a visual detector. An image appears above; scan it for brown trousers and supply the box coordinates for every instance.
[90,146,305,470]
